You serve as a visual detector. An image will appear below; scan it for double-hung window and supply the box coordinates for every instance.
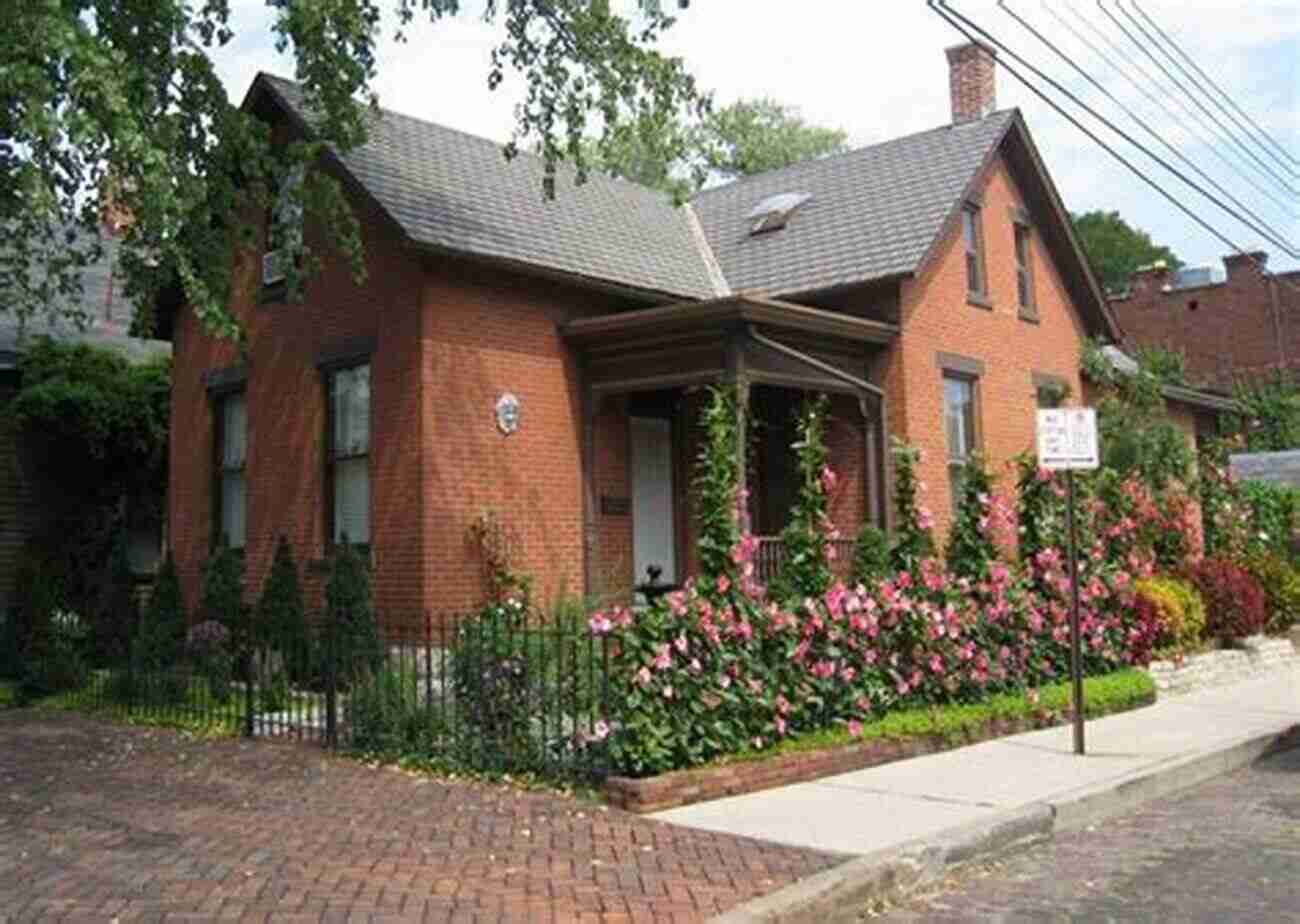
[215,392,248,549]
[962,203,986,301]
[328,363,370,547]
[1015,221,1036,316]
[943,375,978,504]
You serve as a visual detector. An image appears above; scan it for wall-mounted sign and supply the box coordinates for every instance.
[495,392,520,435]
[1036,408,1098,471]
[601,495,631,516]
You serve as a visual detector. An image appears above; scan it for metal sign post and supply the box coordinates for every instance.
[1036,408,1099,757]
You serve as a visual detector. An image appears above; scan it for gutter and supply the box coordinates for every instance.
[746,325,885,399]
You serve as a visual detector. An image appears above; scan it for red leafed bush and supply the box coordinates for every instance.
[1185,557,1268,642]
[1125,594,1163,666]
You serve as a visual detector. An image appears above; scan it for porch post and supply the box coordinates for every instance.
[581,384,598,597]
[858,393,891,532]
[727,333,751,530]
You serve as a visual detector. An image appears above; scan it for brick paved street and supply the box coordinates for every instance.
[872,744,1300,922]
[0,711,838,923]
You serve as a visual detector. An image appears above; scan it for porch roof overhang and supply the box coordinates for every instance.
[561,295,897,398]
[561,294,899,348]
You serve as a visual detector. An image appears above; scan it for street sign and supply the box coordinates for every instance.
[1035,407,1100,757]
[1036,408,1099,471]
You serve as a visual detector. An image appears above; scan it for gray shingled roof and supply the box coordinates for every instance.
[260,75,721,300]
[689,112,1016,297]
[257,75,1021,303]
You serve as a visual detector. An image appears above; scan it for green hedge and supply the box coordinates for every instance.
[712,668,1156,766]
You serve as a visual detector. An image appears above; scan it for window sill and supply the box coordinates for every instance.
[1018,309,1040,324]
[967,293,993,310]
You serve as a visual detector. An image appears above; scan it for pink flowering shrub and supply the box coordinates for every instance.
[771,397,836,601]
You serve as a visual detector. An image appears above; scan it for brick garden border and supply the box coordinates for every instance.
[604,691,1156,813]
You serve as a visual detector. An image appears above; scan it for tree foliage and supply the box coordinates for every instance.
[7,338,170,625]
[1228,370,1300,452]
[1081,339,1193,490]
[1071,210,1181,294]
[2,0,703,338]
[584,97,849,196]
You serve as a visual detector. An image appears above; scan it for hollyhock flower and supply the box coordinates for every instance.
[812,660,835,679]
[653,644,672,671]
[588,614,613,636]
[929,653,945,676]
[717,574,731,594]
[896,678,910,696]
[719,674,732,689]
[635,666,652,687]
[820,465,838,494]
[840,666,857,683]
[775,716,788,736]
[662,685,675,699]
[917,506,935,531]
[848,719,863,738]
[856,695,872,712]
[674,634,688,654]
[690,658,702,673]
[591,720,611,741]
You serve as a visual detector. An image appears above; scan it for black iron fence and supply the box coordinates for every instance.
[3,606,612,781]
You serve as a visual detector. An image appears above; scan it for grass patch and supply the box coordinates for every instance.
[712,669,1156,768]
[0,680,19,709]
[29,670,244,736]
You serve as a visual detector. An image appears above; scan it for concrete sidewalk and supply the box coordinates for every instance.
[655,666,1300,857]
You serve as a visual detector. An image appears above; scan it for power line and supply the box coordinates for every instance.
[1053,1,1300,224]
[1130,0,1300,177]
[928,1,1300,297]
[937,0,1298,260]
[998,0,1297,257]
[1104,0,1299,199]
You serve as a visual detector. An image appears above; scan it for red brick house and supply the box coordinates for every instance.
[1109,252,1300,392]
[168,44,1125,619]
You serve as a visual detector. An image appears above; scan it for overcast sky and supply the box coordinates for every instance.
[213,0,1299,275]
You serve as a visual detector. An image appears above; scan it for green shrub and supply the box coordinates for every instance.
[255,536,311,684]
[186,620,234,702]
[23,610,90,696]
[348,665,441,756]
[851,524,891,588]
[1241,481,1300,557]
[126,554,189,705]
[1134,576,1207,651]
[322,540,384,685]
[1242,552,1300,634]
[201,537,245,637]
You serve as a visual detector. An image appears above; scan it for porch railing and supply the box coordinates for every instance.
[754,536,857,586]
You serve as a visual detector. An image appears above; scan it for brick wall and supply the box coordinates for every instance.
[894,152,1088,539]
[1111,254,1300,390]
[170,171,427,623]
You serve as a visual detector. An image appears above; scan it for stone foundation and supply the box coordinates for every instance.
[1145,635,1297,697]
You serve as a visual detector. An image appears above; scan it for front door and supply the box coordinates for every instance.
[630,416,676,586]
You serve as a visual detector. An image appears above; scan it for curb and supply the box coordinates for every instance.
[711,722,1300,923]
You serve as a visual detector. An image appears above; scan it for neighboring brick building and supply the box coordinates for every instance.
[168,44,1131,621]
[1109,252,1300,391]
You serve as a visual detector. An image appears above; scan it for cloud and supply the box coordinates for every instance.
[211,0,1299,270]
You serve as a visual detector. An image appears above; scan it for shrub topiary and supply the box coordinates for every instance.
[773,396,834,601]
[1134,576,1206,651]
[889,440,935,573]
[851,523,891,589]
[1242,552,1300,634]
[255,535,310,683]
[1185,557,1268,642]
[322,539,384,684]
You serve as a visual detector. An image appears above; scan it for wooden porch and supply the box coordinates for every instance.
[561,295,898,597]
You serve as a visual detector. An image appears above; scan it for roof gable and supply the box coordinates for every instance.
[252,74,722,301]
[688,111,1016,297]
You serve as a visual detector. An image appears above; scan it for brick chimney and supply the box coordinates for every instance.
[946,42,997,124]
[1223,250,1269,281]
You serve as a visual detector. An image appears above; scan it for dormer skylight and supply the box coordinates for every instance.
[746,192,811,235]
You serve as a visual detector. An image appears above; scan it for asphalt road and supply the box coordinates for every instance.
[870,744,1300,922]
